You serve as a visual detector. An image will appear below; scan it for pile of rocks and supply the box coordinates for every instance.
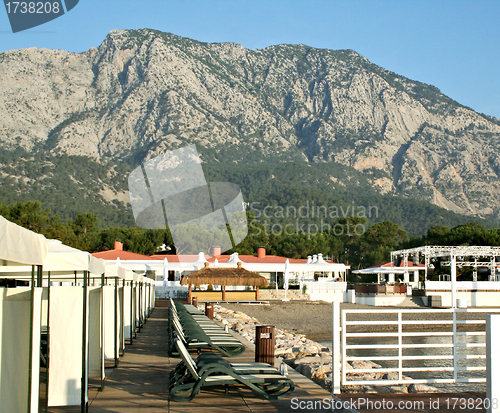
[214,305,438,394]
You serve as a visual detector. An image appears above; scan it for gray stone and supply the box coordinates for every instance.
[350,360,382,370]
[383,372,399,380]
[408,384,439,393]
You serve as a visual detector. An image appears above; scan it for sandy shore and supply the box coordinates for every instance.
[222,301,342,341]
[222,302,490,341]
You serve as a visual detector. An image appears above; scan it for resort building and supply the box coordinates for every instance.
[91,244,350,300]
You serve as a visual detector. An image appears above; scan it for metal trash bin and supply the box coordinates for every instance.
[205,302,214,319]
[255,325,275,366]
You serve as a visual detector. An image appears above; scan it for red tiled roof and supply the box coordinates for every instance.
[96,250,327,265]
[92,250,156,261]
[149,254,200,262]
[151,254,309,264]
[228,255,307,264]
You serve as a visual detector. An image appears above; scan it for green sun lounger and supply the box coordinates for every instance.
[170,339,295,402]
[170,315,246,357]
[170,350,281,384]
[168,302,246,357]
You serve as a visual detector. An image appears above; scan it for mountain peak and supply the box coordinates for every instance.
[1,29,500,219]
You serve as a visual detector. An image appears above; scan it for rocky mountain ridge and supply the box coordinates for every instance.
[1,28,500,219]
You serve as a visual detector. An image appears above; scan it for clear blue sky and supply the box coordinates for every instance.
[1,0,499,118]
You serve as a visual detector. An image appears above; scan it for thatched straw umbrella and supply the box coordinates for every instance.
[181,262,269,301]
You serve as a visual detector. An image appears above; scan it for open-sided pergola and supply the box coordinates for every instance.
[181,261,269,301]
[391,245,500,308]
[391,245,500,280]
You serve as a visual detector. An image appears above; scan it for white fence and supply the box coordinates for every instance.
[337,307,500,389]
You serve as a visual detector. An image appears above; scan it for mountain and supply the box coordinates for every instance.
[1,28,500,229]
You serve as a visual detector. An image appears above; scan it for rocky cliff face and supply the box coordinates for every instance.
[1,28,500,219]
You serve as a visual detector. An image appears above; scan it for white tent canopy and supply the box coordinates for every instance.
[0,215,48,265]
[44,240,106,275]
[105,264,134,281]
[0,216,155,411]
[0,239,106,280]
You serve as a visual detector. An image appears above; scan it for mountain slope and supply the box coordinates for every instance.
[0,147,492,236]
[1,28,500,220]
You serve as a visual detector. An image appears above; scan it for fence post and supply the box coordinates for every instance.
[332,301,341,394]
[486,314,500,413]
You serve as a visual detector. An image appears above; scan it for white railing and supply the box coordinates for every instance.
[339,308,500,387]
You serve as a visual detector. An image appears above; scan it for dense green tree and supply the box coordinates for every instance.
[423,225,451,245]
[355,221,408,268]
[331,217,367,266]
[482,228,500,245]
[447,223,485,245]
[2,199,500,269]
[7,200,57,233]
[72,213,99,235]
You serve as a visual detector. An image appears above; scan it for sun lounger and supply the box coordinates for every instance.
[169,338,294,402]
[171,305,240,342]
[168,302,246,357]
[170,315,246,357]
[170,350,279,384]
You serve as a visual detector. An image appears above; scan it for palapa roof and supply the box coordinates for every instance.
[180,262,269,287]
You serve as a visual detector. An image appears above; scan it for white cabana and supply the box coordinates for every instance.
[1,235,107,409]
[44,239,105,277]
[101,264,135,367]
[1,216,155,412]
[42,241,106,408]
[0,216,48,413]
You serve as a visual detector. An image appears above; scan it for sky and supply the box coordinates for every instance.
[1,0,499,118]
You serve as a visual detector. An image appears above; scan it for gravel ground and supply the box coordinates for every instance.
[221,302,493,341]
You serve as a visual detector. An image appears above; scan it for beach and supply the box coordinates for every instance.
[222,301,489,341]
[222,301,370,341]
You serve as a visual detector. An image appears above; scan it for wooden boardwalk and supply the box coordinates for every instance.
[46,302,489,413]
[84,304,336,413]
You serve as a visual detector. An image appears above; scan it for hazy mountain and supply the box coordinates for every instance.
[1,28,500,225]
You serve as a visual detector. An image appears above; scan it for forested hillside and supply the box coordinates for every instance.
[2,200,500,272]
[0,148,493,236]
